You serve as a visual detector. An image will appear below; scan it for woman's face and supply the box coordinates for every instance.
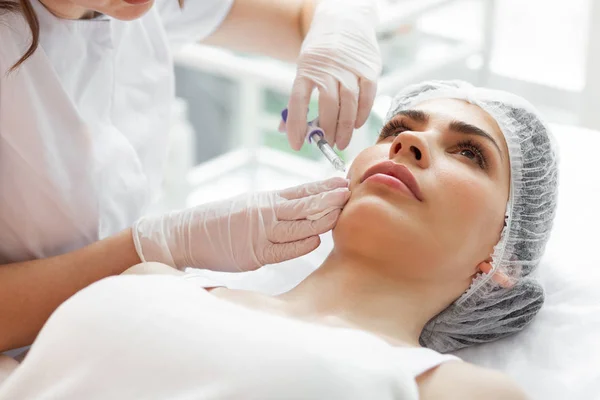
[45,0,156,20]
[334,98,511,290]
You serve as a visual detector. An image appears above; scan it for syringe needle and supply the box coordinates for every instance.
[310,132,346,173]
[280,108,347,173]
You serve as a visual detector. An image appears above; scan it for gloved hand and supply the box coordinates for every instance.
[286,0,382,151]
[132,177,350,272]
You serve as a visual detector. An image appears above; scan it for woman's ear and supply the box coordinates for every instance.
[478,261,514,288]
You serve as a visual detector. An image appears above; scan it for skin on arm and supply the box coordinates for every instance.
[0,229,142,353]
[417,362,529,400]
[202,0,316,62]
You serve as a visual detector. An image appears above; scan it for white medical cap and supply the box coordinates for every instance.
[385,80,559,353]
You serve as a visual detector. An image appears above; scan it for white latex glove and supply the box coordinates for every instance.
[133,177,350,272]
[286,0,382,151]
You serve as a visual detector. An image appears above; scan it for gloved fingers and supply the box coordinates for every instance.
[278,118,286,133]
[287,77,314,151]
[336,80,360,150]
[356,78,378,129]
[276,187,349,221]
[269,209,341,243]
[259,236,321,265]
[278,177,349,200]
[317,74,340,146]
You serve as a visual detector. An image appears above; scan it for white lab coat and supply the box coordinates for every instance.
[0,0,233,264]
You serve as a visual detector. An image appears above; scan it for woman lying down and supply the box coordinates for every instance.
[0,81,558,399]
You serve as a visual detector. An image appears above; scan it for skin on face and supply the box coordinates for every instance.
[40,0,156,20]
[333,98,511,299]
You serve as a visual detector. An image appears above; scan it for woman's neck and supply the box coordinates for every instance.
[277,249,446,347]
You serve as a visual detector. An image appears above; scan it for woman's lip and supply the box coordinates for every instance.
[123,0,151,4]
[360,160,424,201]
[363,173,418,200]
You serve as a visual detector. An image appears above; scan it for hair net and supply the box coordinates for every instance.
[385,80,559,353]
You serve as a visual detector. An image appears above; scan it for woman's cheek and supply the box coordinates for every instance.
[436,171,490,218]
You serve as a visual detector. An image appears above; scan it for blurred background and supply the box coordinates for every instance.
[155,0,597,212]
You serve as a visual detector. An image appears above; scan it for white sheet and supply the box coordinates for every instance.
[0,275,423,399]
[186,123,600,399]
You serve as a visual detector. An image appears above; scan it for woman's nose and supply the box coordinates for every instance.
[388,131,431,168]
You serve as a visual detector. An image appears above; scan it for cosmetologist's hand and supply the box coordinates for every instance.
[133,177,350,272]
[286,0,382,151]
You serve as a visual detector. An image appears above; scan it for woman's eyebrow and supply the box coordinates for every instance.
[393,109,429,123]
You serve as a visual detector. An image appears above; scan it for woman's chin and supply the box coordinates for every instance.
[334,196,421,254]
[107,0,155,20]
[339,193,414,226]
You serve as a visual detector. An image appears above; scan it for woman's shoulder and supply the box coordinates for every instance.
[417,361,529,400]
[0,7,30,40]
[0,9,31,72]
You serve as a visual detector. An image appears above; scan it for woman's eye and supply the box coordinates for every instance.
[378,120,409,140]
[460,149,477,160]
[456,141,487,169]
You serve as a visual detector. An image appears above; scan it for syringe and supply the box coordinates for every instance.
[281,108,347,173]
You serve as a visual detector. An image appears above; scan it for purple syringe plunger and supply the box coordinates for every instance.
[280,108,346,172]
